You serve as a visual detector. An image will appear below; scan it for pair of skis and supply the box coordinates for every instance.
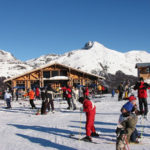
[69,134,101,144]
[69,134,116,144]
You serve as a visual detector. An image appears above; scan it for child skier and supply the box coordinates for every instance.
[78,97,99,142]
[116,95,140,150]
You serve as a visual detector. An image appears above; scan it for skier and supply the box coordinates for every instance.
[134,77,150,117]
[78,97,99,142]
[35,87,40,100]
[97,84,102,95]
[4,90,12,109]
[40,87,47,114]
[117,82,124,101]
[72,85,79,110]
[15,88,19,101]
[82,86,89,98]
[66,84,72,109]
[102,85,105,94]
[124,83,130,100]
[28,88,36,109]
[61,85,67,100]
[111,89,115,97]
[45,83,57,113]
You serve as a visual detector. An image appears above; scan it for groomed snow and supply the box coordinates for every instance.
[0,92,150,150]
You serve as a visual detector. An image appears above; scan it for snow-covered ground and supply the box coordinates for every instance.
[0,92,150,150]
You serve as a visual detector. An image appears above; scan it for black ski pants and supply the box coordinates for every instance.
[66,97,72,109]
[118,92,123,101]
[30,99,36,109]
[139,98,148,116]
[47,98,54,111]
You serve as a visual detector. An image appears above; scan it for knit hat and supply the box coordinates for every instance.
[139,77,144,81]
[128,95,136,102]
[122,102,133,112]
[78,97,85,103]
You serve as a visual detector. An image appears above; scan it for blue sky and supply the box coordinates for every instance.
[0,0,150,61]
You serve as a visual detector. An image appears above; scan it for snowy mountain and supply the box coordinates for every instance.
[26,41,150,76]
[0,41,150,77]
[25,54,60,69]
[0,50,32,77]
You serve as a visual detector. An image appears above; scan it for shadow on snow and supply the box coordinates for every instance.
[16,133,77,150]
[8,124,82,149]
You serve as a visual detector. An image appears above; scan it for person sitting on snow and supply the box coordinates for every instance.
[78,97,99,142]
[116,95,140,149]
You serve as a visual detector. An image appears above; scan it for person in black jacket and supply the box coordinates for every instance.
[117,82,124,101]
[40,87,47,114]
[45,83,57,113]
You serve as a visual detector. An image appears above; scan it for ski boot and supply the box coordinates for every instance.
[91,132,100,137]
[82,136,92,142]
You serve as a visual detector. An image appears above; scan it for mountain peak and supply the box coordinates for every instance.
[0,49,16,61]
[83,41,104,50]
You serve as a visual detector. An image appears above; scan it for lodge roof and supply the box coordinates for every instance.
[4,62,105,82]
[135,63,150,68]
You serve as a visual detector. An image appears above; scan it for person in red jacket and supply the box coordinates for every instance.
[66,84,72,109]
[61,85,67,100]
[35,87,40,100]
[78,97,99,142]
[82,86,89,98]
[134,77,150,117]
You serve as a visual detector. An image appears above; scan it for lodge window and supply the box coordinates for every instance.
[52,71,58,77]
[17,81,25,84]
[140,67,150,74]
[16,84,25,87]
[60,70,67,76]
[43,71,50,78]
[146,67,150,73]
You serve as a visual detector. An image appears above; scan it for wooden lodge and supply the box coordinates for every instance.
[4,63,105,91]
[135,63,150,83]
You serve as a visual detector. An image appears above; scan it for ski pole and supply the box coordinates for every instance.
[124,135,130,150]
[79,110,82,140]
[140,116,145,139]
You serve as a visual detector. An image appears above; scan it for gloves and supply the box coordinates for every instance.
[116,127,122,135]
[116,127,128,137]
[80,107,83,112]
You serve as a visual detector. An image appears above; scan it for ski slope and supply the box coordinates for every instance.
[0,92,150,150]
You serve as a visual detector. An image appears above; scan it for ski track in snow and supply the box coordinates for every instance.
[0,92,150,150]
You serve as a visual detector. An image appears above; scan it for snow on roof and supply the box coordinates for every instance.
[44,76,69,81]
[4,62,105,82]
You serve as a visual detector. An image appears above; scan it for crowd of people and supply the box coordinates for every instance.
[1,77,150,149]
